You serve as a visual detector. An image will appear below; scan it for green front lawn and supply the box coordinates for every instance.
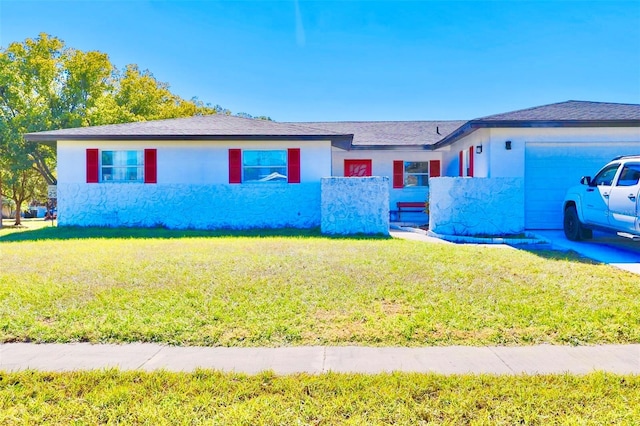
[1,225,638,346]
[1,371,637,424]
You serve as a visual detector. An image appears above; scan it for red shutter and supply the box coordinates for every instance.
[459,151,464,177]
[429,160,441,178]
[468,147,474,178]
[228,149,242,183]
[86,149,99,183]
[288,148,301,183]
[144,149,157,183]
[393,160,404,188]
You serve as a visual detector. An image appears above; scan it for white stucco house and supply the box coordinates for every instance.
[25,115,356,229]
[25,100,640,234]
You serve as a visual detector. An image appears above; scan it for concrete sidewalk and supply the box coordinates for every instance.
[1,343,638,375]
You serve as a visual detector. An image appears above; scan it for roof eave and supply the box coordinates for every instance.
[432,119,640,149]
[346,144,437,151]
[25,133,354,143]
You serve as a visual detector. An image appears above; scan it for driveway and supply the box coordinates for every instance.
[532,230,640,274]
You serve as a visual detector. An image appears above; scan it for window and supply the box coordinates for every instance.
[616,163,640,187]
[393,160,440,188]
[404,162,429,186]
[86,148,156,184]
[229,148,300,184]
[101,150,144,182]
[243,150,287,182]
[592,164,620,187]
[459,147,474,177]
[344,159,372,177]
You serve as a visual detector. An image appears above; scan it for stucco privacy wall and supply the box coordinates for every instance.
[57,183,321,229]
[429,177,524,236]
[321,177,389,235]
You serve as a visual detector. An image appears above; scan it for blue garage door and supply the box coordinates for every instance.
[524,142,640,229]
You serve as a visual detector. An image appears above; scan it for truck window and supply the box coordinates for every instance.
[592,164,620,187]
[615,163,640,187]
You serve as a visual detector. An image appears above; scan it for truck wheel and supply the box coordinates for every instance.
[564,206,584,241]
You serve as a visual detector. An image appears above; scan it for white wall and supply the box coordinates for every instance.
[429,177,525,236]
[498,127,639,177]
[439,129,490,178]
[331,147,442,215]
[440,127,640,178]
[57,183,322,229]
[321,177,389,235]
[56,139,332,229]
[58,139,332,184]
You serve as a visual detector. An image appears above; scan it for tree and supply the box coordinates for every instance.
[0,33,222,226]
[0,165,46,225]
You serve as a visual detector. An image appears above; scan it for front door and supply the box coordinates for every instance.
[344,159,372,177]
[608,162,640,232]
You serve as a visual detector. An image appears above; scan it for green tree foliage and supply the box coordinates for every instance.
[0,33,221,225]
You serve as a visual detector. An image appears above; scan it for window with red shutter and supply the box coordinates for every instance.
[468,147,474,177]
[429,160,441,178]
[288,148,301,183]
[144,149,157,183]
[393,160,404,188]
[229,149,242,183]
[86,149,99,183]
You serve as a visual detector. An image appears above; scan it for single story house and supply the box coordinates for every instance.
[25,115,353,229]
[25,100,640,233]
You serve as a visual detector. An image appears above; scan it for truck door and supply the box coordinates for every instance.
[608,162,640,233]
[582,163,620,226]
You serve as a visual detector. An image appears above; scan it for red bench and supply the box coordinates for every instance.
[394,201,426,222]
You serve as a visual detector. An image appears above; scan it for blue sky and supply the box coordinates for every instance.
[1,0,639,121]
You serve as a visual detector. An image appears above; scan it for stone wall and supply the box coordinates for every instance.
[321,177,389,235]
[429,177,524,236]
[57,183,322,229]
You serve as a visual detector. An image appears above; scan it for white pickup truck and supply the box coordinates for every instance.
[563,155,640,241]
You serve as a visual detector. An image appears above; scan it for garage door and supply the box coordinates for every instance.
[524,142,640,229]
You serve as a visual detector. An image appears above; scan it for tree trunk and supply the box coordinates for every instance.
[31,151,57,185]
[14,199,22,226]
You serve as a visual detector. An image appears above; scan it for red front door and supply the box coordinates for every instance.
[344,159,372,177]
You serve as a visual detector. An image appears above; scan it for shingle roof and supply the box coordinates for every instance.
[289,120,467,147]
[477,100,640,122]
[25,100,639,150]
[24,114,351,142]
[433,100,640,149]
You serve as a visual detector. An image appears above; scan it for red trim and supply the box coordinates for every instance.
[288,148,301,183]
[144,149,157,183]
[468,146,474,177]
[458,151,463,177]
[429,160,441,178]
[228,149,242,183]
[393,160,404,188]
[344,159,372,177]
[86,149,99,183]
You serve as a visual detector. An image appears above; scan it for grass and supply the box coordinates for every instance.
[0,370,637,424]
[1,223,639,347]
